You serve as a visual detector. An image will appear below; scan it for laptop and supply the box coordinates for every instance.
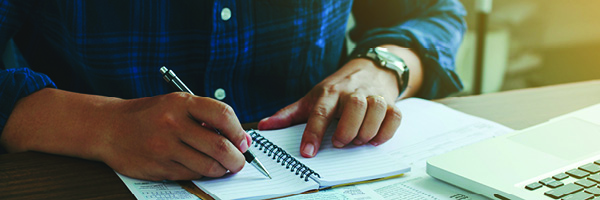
[427,103,600,200]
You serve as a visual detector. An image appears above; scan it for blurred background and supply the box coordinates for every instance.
[457,0,600,95]
[347,0,600,96]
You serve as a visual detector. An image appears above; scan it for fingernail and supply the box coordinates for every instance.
[354,140,364,146]
[303,143,315,157]
[369,141,379,146]
[245,133,252,147]
[240,138,249,152]
[332,140,344,148]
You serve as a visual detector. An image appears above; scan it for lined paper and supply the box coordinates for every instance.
[193,141,318,200]
[193,118,409,199]
[260,123,410,188]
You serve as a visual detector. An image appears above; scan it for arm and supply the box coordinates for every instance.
[0,1,250,180]
[0,69,56,152]
[259,0,466,157]
[0,0,53,154]
[2,88,252,181]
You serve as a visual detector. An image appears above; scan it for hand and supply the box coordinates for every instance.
[258,45,422,158]
[104,92,251,180]
[259,59,401,157]
[1,89,251,181]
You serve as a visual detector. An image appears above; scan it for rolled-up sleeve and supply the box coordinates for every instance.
[0,0,56,140]
[350,0,467,99]
[0,69,56,132]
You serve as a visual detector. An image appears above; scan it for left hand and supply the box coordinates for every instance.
[258,57,404,158]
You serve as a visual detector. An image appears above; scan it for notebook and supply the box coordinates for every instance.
[192,122,410,200]
[427,103,600,200]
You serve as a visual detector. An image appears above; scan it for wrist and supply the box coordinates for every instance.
[351,46,410,99]
[374,45,423,99]
[344,58,402,99]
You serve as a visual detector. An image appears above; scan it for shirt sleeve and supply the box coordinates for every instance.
[0,0,56,145]
[0,68,56,127]
[349,0,467,99]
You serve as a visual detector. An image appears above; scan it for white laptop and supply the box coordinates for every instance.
[427,103,600,200]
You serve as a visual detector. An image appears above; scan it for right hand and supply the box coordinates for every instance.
[103,92,251,181]
[1,89,250,181]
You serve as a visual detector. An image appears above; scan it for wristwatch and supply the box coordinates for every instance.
[353,47,410,96]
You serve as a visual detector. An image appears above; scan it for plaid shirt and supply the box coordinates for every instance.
[0,0,466,135]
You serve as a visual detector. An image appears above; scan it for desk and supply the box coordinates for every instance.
[1,80,599,200]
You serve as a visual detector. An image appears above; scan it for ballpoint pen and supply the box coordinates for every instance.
[159,66,272,179]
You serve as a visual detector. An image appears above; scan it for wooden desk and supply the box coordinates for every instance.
[1,80,599,200]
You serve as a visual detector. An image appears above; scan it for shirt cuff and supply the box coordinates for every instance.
[0,68,56,153]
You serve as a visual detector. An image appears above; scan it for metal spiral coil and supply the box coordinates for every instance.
[248,130,321,181]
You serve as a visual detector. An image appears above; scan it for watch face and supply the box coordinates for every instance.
[374,48,406,71]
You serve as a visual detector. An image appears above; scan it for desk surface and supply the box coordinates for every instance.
[1,80,599,200]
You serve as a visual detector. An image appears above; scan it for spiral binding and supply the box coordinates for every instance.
[248,130,321,181]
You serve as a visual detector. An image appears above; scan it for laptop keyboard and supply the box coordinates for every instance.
[526,160,600,199]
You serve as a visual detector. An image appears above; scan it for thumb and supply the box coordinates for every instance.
[258,100,309,130]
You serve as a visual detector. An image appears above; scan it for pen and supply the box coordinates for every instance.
[160,66,272,179]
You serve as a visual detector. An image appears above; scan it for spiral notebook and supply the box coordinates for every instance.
[192,122,410,200]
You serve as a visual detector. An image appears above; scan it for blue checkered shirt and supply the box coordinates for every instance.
[0,0,466,140]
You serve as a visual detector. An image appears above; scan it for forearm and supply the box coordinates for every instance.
[0,88,122,161]
[1,88,251,180]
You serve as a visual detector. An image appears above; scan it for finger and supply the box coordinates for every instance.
[354,96,387,145]
[138,159,203,181]
[332,93,367,148]
[187,97,249,152]
[180,123,246,174]
[114,158,167,181]
[369,105,402,146]
[164,160,206,180]
[258,100,309,130]
[174,142,231,177]
[301,93,339,158]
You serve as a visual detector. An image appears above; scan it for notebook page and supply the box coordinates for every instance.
[192,142,319,200]
[258,123,410,188]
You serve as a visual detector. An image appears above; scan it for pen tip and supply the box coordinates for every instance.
[250,159,271,179]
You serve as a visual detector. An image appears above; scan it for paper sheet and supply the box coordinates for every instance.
[192,122,409,200]
[256,123,410,188]
[117,98,514,200]
[280,98,515,200]
[116,173,200,200]
[191,137,319,200]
